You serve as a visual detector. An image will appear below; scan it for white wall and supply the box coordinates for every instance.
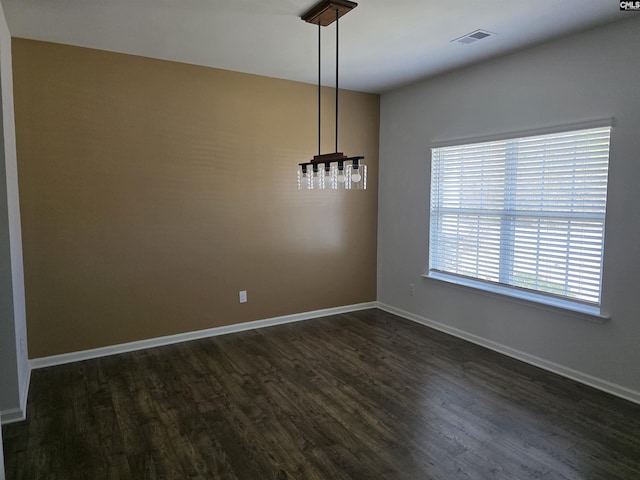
[0,0,29,425]
[378,17,640,401]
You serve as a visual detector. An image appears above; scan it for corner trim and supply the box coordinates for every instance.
[0,361,32,425]
[377,303,640,406]
[19,364,30,419]
[0,408,24,425]
[29,302,378,370]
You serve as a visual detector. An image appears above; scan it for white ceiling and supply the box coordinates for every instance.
[1,0,633,93]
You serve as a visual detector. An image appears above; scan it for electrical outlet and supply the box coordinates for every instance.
[239,290,248,303]
[409,283,415,296]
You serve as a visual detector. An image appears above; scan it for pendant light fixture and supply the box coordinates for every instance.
[297,0,366,190]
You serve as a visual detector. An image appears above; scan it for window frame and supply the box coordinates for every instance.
[426,119,613,321]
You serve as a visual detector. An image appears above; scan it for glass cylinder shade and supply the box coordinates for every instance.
[324,165,336,190]
[332,165,348,190]
[312,167,324,189]
[297,168,312,190]
[346,162,367,190]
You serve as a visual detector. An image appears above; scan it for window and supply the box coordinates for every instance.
[429,125,611,309]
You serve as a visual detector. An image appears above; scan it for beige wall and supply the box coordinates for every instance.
[12,39,379,358]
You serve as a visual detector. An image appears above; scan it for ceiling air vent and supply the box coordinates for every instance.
[452,29,494,45]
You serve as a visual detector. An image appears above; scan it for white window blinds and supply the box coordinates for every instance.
[429,126,611,305]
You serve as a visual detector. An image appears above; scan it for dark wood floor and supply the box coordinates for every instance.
[3,309,640,479]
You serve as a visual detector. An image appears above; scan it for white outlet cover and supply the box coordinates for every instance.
[239,290,247,303]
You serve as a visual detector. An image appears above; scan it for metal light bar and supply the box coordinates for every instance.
[298,155,363,169]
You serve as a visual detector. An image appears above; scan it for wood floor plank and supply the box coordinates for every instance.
[3,309,640,479]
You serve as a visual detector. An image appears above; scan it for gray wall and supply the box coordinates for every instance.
[378,17,640,400]
[0,424,4,480]
[0,0,29,424]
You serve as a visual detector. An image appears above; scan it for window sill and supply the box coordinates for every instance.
[422,272,610,324]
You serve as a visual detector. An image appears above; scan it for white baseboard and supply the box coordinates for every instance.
[377,303,640,406]
[30,302,378,370]
[11,300,637,426]
[2,302,375,424]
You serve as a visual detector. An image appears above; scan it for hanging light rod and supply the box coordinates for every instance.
[301,0,357,26]
[298,0,366,190]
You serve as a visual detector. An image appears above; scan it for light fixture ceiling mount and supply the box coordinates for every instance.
[301,0,357,26]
